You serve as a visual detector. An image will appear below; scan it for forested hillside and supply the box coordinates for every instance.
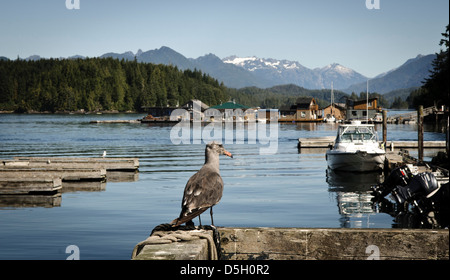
[0,58,229,113]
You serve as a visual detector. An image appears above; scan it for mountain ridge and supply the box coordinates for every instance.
[343,54,435,94]
[6,47,434,93]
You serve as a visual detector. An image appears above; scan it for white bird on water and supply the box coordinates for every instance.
[102,150,107,158]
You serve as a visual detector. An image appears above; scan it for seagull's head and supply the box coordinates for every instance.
[206,141,233,158]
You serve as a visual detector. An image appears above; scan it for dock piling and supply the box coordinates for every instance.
[418,105,424,162]
[383,110,387,149]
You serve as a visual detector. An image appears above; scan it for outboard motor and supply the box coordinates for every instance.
[371,164,448,228]
[392,172,439,204]
[371,165,413,198]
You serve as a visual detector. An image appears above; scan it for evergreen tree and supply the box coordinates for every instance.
[0,57,230,112]
[412,24,449,108]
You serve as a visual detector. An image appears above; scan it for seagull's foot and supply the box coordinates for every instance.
[185,220,196,230]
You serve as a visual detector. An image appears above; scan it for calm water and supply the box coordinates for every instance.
[0,112,446,260]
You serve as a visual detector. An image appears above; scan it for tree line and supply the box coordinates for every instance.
[2,23,447,115]
[408,24,449,109]
[0,57,229,113]
[0,56,402,114]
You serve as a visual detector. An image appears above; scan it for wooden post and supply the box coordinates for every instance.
[382,110,387,150]
[447,107,449,156]
[418,106,424,162]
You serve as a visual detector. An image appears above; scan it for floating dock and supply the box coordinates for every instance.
[89,120,141,124]
[0,167,106,182]
[132,227,449,260]
[297,137,447,150]
[10,157,139,172]
[0,177,62,195]
[0,157,139,195]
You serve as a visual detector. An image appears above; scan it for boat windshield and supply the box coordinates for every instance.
[337,125,377,143]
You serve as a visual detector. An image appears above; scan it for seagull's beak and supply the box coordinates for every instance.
[223,150,233,158]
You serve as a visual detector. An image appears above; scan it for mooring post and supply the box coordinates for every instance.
[447,102,449,156]
[382,110,387,150]
[418,105,424,162]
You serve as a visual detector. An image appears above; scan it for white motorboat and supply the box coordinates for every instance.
[326,120,385,172]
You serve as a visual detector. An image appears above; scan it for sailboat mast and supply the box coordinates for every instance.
[331,82,334,114]
[366,80,369,123]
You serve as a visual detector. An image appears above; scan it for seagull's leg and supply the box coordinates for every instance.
[210,206,214,226]
[198,215,202,227]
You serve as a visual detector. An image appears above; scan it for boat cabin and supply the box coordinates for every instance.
[336,122,378,144]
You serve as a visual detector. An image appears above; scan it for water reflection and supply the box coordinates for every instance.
[326,169,384,228]
[0,193,62,208]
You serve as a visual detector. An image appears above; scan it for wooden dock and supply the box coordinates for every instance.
[0,177,62,194]
[0,167,107,182]
[298,137,447,150]
[90,120,141,124]
[298,136,335,149]
[11,157,139,172]
[0,157,139,195]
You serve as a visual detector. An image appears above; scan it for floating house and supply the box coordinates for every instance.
[322,103,346,122]
[279,97,323,122]
[141,99,209,121]
[209,100,255,122]
[346,98,382,121]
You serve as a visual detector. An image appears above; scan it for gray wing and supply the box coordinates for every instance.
[171,169,224,226]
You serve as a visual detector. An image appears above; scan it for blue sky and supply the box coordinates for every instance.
[0,0,448,77]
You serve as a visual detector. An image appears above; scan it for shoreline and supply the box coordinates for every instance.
[0,110,140,115]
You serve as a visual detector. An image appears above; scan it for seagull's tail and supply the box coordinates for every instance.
[170,217,181,227]
[170,208,208,227]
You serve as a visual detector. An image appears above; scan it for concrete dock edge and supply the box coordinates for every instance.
[219,227,449,260]
[132,227,449,260]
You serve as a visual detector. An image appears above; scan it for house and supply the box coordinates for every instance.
[279,97,322,122]
[322,103,346,121]
[209,100,255,121]
[346,98,382,121]
[141,99,209,121]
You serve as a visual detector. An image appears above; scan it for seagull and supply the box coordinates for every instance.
[102,150,106,158]
[171,141,233,227]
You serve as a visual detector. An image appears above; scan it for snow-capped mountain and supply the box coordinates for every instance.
[316,63,368,89]
[223,56,305,72]
[12,46,434,92]
[223,56,367,89]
